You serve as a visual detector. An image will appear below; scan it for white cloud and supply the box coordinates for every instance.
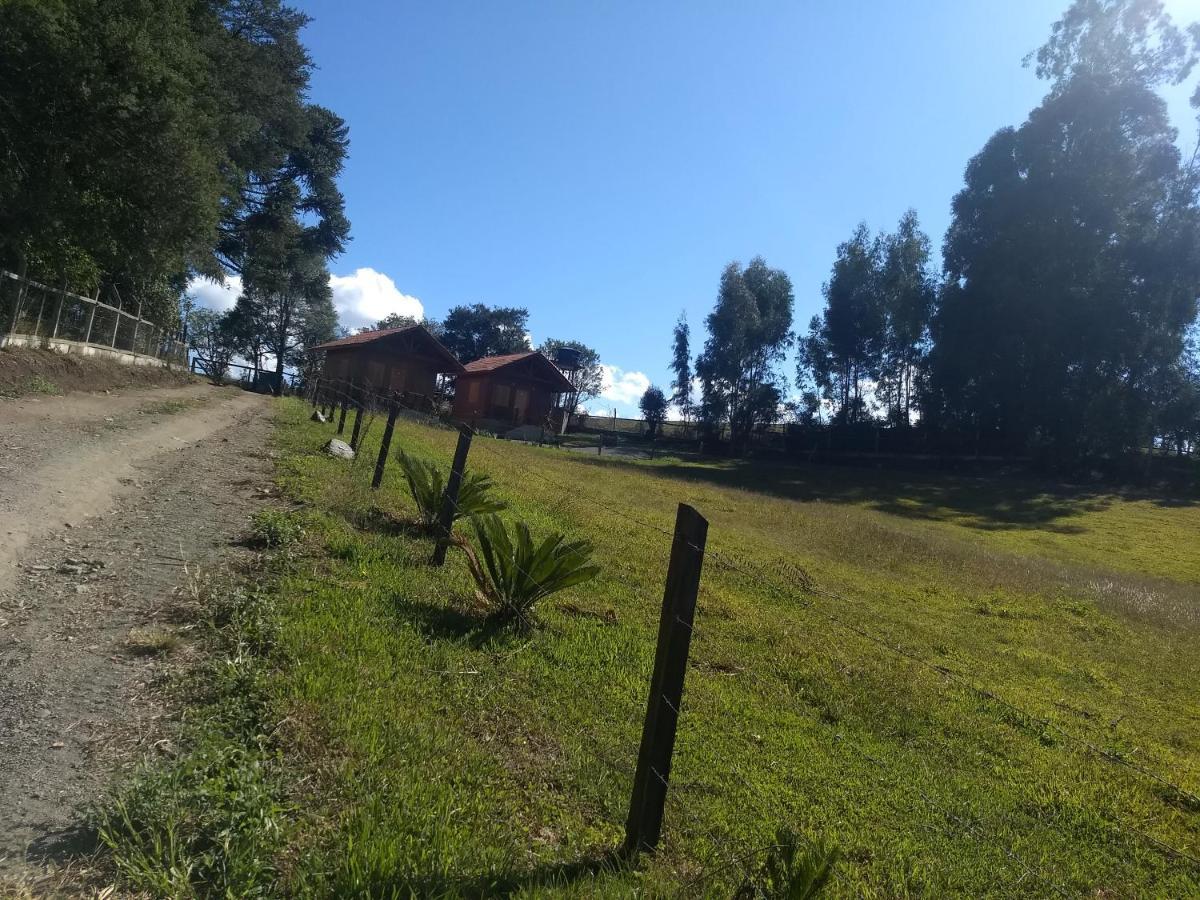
[187,267,422,332]
[187,275,241,312]
[329,267,423,330]
[586,364,651,415]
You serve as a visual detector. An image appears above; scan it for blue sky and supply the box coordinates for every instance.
[191,0,1200,414]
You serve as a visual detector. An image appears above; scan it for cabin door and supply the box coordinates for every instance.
[514,387,530,424]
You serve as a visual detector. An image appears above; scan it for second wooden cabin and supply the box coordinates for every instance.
[451,351,574,428]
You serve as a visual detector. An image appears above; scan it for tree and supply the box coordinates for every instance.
[223,295,269,377]
[0,0,228,320]
[695,258,794,451]
[1031,0,1195,91]
[239,176,342,395]
[0,0,350,332]
[538,338,603,408]
[639,386,669,438]
[878,211,935,426]
[799,226,883,425]
[360,312,432,334]
[669,312,693,423]
[440,304,530,362]
[188,308,237,384]
[929,1,1200,465]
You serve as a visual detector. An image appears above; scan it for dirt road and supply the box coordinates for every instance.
[0,382,274,873]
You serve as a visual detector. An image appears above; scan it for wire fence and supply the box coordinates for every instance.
[0,269,187,365]
[305,375,1200,896]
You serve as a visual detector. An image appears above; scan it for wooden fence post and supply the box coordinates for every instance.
[349,397,365,451]
[372,401,400,489]
[623,503,708,857]
[431,425,473,567]
[311,377,322,409]
[337,392,350,435]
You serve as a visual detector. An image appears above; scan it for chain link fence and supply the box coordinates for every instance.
[0,269,187,365]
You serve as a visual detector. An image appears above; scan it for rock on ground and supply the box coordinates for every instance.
[324,438,355,459]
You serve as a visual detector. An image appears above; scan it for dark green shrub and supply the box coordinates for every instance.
[461,515,599,627]
[396,450,506,528]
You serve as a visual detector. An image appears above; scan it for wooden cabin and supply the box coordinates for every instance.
[312,325,464,403]
[452,351,574,428]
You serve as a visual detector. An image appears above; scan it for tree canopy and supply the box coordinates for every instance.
[538,338,603,406]
[784,0,1200,468]
[669,312,693,423]
[639,386,669,437]
[695,258,794,449]
[928,3,1200,464]
[0,0,349,331]
[440,304,531,363]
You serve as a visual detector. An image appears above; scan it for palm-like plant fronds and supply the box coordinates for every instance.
[396,450,506,528]
[462,515,600,626]
[734,830,839,899]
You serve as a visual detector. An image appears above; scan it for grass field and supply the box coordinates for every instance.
[106,399,1200,897]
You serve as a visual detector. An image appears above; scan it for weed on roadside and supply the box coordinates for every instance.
[124,625,180,656]
[26,374,60,395]
[248,509,304,550]
[94,574,287,897]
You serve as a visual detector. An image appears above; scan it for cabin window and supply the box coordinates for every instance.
[493,383,511,407]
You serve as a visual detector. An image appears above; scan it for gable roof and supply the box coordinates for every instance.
[461,351,574,391]
[311,325,464,373]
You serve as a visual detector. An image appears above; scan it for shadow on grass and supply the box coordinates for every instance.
[392,596,525,650]
[350,505,432,539]
[563,453,1200,530]
[341,848,630,898]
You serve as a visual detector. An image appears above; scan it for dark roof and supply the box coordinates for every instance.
[461,351,574,391]
[311,325,464,373]
[311,324,420,350]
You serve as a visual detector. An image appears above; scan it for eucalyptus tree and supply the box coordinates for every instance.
[930,0,1200,464]
[695,258,794,450]
[878,211,935,426]
[669,312,693,423]
[799,225,883,425]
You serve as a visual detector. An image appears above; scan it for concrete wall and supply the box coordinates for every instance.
[0,332,175,368]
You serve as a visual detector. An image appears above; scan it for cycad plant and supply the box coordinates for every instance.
[396,450,506,529]
[735,830,839,899]
[461,515,600,627]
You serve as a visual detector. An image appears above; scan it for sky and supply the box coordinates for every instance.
[190,0,1200,415]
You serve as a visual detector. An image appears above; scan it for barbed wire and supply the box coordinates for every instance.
[452,423,1200,807]
[440,409,1200,877]
[301,380,1200,886]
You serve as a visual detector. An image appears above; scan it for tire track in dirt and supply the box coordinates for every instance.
[0,385,275,873]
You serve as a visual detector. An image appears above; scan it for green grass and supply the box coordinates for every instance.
[107,399,1200,897]
[250,507,306,549]
[96,585,287,896]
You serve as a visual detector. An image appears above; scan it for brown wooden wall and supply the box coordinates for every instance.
[323,347,440,398]
[452,374,556,426]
